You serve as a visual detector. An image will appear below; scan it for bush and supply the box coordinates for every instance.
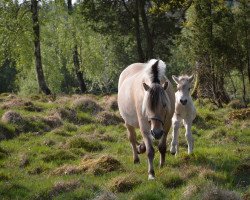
[72,97,103,114]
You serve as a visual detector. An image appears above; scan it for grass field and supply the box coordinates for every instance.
[0,93,249,200]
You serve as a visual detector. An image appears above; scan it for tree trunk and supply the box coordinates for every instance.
[68,0,87,93]
[122,0,145,62]
[135,0,145,62]
[31,0,51,95]
[73,45,86,93]
[139,0,154,59]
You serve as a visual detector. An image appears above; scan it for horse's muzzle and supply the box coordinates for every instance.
[150,129,164,140]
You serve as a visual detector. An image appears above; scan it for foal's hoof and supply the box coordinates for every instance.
[148,174,155,180]
[170,151,176,156]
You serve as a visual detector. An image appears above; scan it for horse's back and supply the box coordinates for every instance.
[118,63,145,127]
[118,63,144,89]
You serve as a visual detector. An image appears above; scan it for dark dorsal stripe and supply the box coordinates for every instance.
[151,60,160,83]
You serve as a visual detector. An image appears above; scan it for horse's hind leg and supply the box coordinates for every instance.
[125,123,140,164]
[158,122,171,168]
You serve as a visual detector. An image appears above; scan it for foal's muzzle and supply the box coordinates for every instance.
[180,99,187,105]
[150,129,164,140]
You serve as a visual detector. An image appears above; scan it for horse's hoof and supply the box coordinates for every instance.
[134,158,140,164]
[170,151,176,155]
[148,174,155,180]
[137,143,146,154]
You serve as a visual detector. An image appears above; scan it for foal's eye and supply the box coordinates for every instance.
[188,88,191,91]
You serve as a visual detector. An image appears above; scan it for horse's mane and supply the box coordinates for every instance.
[143,59,167,112]
[145,59,166,84]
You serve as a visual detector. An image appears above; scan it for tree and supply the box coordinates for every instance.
[31,0,51,95]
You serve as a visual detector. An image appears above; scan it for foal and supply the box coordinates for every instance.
[170,75,196,155]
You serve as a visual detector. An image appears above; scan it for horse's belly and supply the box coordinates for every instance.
[118,83,140,128]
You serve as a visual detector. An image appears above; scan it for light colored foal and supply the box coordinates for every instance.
[170,75,196,155]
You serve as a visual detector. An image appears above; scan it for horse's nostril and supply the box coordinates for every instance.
[151,129,164,140]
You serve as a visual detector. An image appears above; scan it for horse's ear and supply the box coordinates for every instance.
[172,75,179,84]
[143,82,150,91]
[163,81,168,90]
[189,75,194,83]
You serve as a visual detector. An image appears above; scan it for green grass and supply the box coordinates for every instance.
[0,94,249,199]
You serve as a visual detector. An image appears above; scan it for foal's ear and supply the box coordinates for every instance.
[143,82,150,91]
[172,75,179,84]
[189,75,194,83]
[162,81,169,90]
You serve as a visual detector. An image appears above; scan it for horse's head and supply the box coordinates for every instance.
[143,81,169,139]
[172,75,194,105]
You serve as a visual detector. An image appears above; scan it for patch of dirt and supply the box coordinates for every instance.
[50,180,80,197]
[96,111,123,125]
[108,174,141,193]
[80,155,122,175]
[72,97,103,114]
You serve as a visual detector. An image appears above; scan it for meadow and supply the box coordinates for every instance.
[0,93,249,200]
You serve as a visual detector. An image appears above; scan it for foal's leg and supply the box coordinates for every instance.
[158,122,171,167]
[125,123,140,164]
[183,119,194,154]
[170,115,181,155]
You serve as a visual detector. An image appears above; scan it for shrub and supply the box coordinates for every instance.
[72,97,103,114]
[1,110,23,124]
[96,111,123,125]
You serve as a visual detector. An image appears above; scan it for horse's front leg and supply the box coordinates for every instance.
[170,115,181,155]
[158,122,171,167]
[183,120,194,154]
[143,135,155,180]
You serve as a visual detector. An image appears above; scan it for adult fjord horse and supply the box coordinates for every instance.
[118,59,175,180]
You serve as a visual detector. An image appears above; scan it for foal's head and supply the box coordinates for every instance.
[172,75,194,105]
[143,81,169,139]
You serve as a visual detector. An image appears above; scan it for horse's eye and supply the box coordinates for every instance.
[188,88,191,91]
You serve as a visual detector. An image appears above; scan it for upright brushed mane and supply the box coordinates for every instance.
[145,59,166,83]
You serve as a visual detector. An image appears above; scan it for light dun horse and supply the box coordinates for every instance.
[118,59,175,180]
[170,75,196,155]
